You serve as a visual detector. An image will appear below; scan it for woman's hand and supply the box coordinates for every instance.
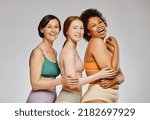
[62,75,79,89]
[105,42,114,53]
[98,78,118,89]
[98,67,117,79]
[105,36,118,53]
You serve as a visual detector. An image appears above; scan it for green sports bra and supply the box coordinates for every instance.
[40,49,60,78]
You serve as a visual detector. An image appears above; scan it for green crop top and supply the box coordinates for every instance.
[40,49,60,78]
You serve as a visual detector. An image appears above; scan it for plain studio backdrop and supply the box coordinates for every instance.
[0,0,150,103]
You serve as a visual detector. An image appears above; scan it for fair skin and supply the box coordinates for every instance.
[83,16,124,103]
[59,19,85,93]
[30,19,63,91]
[60,19,117,91]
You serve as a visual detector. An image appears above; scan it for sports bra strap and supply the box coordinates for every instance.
[37,47,45,56]
[37,47,57,62]
[38,47,56,56]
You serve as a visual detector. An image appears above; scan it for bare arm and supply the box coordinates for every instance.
[76,38,120,86]
[90,38,120,88]
[61,49,79,88]
[61,47,116,87]
[99,68,125,89]
[29,49,62,91]
[105,36,119,72]
[99,37,124,88]
[92,38,118,70]
[63,49,76,78]
[79,67,117,86]
[115,68,125,85]
[110,69,125,89]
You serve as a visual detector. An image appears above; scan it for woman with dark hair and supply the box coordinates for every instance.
[55,16,117,103]
[26,15,63,103]
[80,8,125,103]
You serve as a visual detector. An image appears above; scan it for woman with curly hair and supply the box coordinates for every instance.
[80,8,125,103]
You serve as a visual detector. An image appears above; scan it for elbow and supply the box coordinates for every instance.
[31,82,40,91]
[111,64,119,72]
[122,73,125,83]
[106,64,116,71]
[118,73,125,85]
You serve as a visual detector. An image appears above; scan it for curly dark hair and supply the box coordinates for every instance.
[80,8,107,41]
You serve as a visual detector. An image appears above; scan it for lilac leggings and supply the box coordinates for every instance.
[26,90,57,103]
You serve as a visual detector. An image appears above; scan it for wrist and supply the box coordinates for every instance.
[60,78,64,84]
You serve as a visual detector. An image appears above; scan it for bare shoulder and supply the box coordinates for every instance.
[60,48,75,62]
[90,38,106,49]
[30,47,43,60]
[29,48,43,66]
[32,47,43,56]
[62,47,75,56]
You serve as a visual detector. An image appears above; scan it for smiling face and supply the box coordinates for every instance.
[41,19,60,42]
[66,19,84,42]
[87,16,107,39]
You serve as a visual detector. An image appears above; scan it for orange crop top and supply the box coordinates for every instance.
[84,61,100,73]
[84,61,100,84]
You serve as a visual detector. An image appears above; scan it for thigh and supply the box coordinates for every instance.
[82,84,118,103]
[55,90,81,103]
[26,90,57,103]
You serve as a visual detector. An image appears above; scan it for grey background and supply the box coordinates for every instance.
[0,0,150,102]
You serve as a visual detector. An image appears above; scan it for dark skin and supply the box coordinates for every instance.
[83,16,124,103]
[97,37,124,90]
[84,39,124,103]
